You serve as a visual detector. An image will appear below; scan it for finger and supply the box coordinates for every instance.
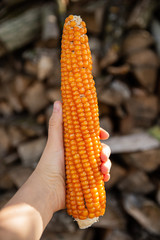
[100,128,109,140]
[104,173,110,182]
[101,159,111,174]
[101,143,111,162]
[47,101,63,151]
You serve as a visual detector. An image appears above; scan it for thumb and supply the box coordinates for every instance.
[47,101,63,152]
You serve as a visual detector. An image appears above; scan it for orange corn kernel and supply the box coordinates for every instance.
[61,15,106,222]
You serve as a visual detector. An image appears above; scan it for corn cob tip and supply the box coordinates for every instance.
[65,15,82,27]
[76,217,99,229]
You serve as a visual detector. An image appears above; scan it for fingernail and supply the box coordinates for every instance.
[53,101,60,112]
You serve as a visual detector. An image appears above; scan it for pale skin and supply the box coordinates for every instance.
[0,101,111,240]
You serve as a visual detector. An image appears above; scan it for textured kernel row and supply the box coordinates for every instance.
[61,15,106,220]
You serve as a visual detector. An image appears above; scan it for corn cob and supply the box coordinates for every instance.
[61,15,106,229]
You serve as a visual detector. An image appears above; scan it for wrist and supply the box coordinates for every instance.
[33,167,65,212]
[24,170,56,227]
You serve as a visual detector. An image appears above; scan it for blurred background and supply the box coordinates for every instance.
[0,0,160,239]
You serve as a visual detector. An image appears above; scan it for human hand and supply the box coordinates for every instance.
[35,101,111,212]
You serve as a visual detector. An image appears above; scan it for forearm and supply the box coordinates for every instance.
[0,170,57,240]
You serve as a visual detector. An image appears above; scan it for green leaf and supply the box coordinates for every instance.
[149,126,160,141]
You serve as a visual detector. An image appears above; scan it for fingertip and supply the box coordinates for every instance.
[100,128,110,140]
[104,173,110,182]
[100,144,111,162]
[48,100,63,151]
[53,101,62,113]
[101,150,108,162]
[101,162,109,174]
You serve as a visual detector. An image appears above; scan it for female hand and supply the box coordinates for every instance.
[35,101,111,211]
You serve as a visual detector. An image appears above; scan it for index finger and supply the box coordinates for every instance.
[100,128,109,140]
